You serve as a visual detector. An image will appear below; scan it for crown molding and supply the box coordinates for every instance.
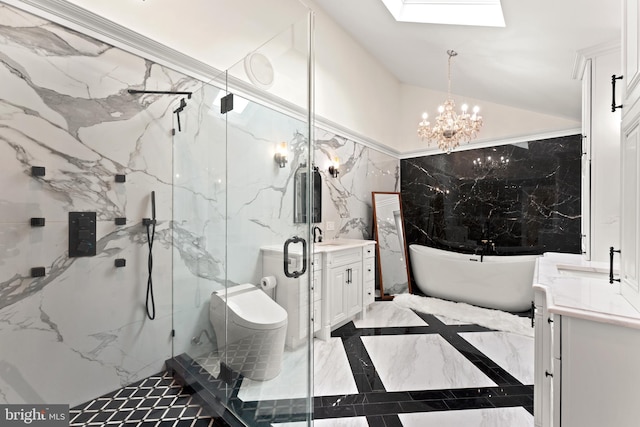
[572,38,621,80]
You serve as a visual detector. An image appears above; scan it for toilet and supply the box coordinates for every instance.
[209,283,288,381]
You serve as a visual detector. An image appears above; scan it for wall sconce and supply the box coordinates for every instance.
[274,142,287,168]
[328,157,340,178]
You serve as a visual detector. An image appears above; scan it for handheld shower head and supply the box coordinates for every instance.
[151,191,156,220]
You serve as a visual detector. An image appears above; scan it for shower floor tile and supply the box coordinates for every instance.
[69,372,228,426]
[361,334,497,391]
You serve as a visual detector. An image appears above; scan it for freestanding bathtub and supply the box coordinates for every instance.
[409,244,539,312]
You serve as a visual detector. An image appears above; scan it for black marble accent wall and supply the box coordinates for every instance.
[401,135,582,255]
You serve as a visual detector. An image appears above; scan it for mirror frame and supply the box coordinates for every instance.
[294,164,322,224]
[372,191,412,299]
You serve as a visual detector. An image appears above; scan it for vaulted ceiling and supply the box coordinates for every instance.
[314,0,621,121]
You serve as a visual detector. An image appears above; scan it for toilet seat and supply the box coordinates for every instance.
[212,284,287,330]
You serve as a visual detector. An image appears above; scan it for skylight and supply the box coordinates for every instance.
[380,0,506,27]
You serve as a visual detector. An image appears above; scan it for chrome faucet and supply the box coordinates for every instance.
[312,226,323,243]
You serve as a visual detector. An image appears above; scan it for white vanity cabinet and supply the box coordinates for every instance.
[317,240,376,341]
[363,245,376,307]
[262,240,375,346]
[533,288,561,427]
[534,255,640,427]
[327,250,362,325]
[261,248,321,349]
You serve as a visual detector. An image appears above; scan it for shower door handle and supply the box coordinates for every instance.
[284,236,307,278]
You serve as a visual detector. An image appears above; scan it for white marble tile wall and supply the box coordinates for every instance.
[0,2,400,408]
[0,3,195,407]
[314,130,400,240]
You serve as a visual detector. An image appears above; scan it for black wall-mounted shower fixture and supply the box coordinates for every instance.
[30,267,46,278]
[143,191,157,320]
[115,174,126,183]
[31,166,45,177]
[127,89,192,99]
[69,212,97,257]
[115,217,126,226]
[173,98,187,133]
[127,89,193,134]
[114,258,126,268]
[30,218,45,227]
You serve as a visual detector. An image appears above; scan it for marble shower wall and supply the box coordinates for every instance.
[0,4,201,406]
[0,3,400,406]
[401,135,582,255]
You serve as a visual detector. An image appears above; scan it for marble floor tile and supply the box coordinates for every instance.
[399,407,534,427]
[353,302,428,328]
[237,337,357,401]
[361,334,496,391]
[459,331,535,384]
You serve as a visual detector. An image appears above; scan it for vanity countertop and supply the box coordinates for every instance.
[261,238,375,254]
[534,252,640,329]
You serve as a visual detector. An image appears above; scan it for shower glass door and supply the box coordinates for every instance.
[172,6,314,426]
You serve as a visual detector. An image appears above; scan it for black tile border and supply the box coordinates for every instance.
[169,303,535,424]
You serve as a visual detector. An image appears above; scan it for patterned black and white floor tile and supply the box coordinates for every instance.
[70,301,534,426]
[69,372,229,426]
[169,300,535,427]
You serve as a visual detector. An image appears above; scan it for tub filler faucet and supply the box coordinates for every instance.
[313,226,323,243]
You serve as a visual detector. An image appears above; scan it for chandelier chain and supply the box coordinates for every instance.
[447,50,457,98]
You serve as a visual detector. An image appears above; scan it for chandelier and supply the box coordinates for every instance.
[417,50,483,153]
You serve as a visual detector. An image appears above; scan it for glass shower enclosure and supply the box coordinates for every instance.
[169,7,315,426]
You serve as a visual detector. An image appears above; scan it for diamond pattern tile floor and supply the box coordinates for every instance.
[69,372,228,426]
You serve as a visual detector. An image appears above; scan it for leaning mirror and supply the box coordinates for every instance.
[372,192,412,297]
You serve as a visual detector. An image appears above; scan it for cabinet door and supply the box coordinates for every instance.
[345,263,362,317]
[624,0,640,109]
[533,301,544,427]
[329,267,348,325]
[620,118,640,310]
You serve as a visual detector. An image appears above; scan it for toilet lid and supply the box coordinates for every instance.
[216,284,288,330]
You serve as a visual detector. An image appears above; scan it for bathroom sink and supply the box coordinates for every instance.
[315,241,344,246]
[313,239,375,251]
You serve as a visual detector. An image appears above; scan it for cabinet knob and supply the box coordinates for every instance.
[545,371,553,378]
